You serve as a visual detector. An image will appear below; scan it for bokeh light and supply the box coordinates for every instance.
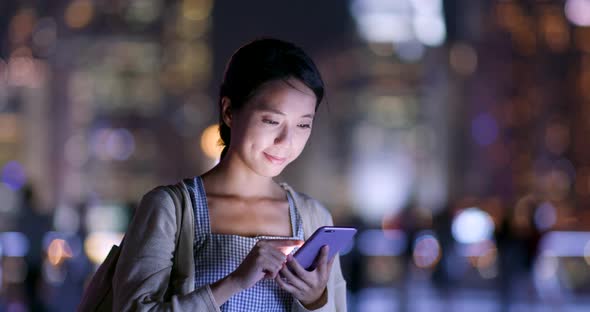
[534,202,557,231]
[358,229,407,256]
[452,208,495,244]
[91,128,136,161]
[449,42,478,76]
[7,56,44,88]
[395,40,425,62]
[0,113,19,143]
[200,124,223,160]
[412,231,442,269]
[565,0,590,26]
[32,17,57,56]
[53,205,82,233]
[43,258,67,285]
[535,252,559,282]
[1,161,27,191]
[85,204,128,233]
[1,0,590,310]
[350,0,445,62]
[126,0,162,24]
[9,8,35,45]
[182,0,214,21]
[0,232,30,257]
[46,239,73,266]
[541,6,570,52]
[84,231,124,265]
[65,0,94,29]
[413,16,446,47]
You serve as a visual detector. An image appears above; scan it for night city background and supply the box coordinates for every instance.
[2,0,590,311]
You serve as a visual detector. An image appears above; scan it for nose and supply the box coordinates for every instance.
[274,124,293,146]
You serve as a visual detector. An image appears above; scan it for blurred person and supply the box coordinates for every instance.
[496,196,541,311]
[110,38,347,311]
[17,184,51,311]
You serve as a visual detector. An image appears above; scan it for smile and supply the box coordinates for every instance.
[263,152,287,165]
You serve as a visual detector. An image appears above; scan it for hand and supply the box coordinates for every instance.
[275,245,334,308]
[229,239,303,291]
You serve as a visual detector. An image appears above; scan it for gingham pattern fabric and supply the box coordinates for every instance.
[186,176,304,312]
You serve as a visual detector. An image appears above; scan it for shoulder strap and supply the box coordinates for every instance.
[162,180,196,296]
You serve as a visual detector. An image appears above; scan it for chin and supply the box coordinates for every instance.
[258,166,285,178]
[254,161,289,178]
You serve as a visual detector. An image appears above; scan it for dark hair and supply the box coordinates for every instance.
[218,38,325,160]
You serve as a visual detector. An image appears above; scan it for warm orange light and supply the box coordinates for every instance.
[200,124,223,160]
[540,7,570,52]
[65,0,94,29]
[182,0,214,21]
[0,114,20,142]
[47,239,73,266]
[9,9,36,44]
[84,232,124,264]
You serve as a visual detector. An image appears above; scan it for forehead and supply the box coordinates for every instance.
[247,79,317,114]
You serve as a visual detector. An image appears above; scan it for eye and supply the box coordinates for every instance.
[297,123,312,129]
[262,118,279,125]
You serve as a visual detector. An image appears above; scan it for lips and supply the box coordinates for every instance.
[263,152,287,165]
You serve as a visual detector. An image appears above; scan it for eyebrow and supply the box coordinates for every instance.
[256,106,314,119]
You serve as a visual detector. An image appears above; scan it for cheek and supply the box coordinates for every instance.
[292,132,311,153]
[243,125,277,148]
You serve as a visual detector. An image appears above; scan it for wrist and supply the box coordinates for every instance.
[301,287,328,310]
[224,273,245,293]
[210,274,244,306]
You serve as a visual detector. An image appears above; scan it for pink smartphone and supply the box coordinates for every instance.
[293,226,357,270]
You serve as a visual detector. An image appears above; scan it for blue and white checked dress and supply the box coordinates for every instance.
[186,176,305,312]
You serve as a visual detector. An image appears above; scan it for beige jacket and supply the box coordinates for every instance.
[112,181,347,311]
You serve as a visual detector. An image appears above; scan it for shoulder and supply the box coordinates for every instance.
[140,185,175,208]
[130,185,178,225]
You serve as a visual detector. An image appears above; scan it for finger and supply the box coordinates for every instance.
[326,254,336,272]
[262,256,284,279]
[265,239,304,247]
[286,254,313,287]
[278,265,307,290]
[315,253,336,282]
[261,245,288,263]
[315,245,330,274]
[265,239,304,255]
[275,274,299,294]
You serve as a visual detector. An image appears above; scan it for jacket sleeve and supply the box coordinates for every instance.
[292,196,348,312]
[112,187,221,312]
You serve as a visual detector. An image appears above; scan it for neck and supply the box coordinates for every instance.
[201,152,281,198]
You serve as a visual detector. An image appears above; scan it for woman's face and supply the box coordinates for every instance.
[227,78,317,177]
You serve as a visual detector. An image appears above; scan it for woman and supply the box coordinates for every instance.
[112,38,347,311]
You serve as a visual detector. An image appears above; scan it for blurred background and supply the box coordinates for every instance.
[1,0,590,311]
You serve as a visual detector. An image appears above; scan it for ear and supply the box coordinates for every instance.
[221,97,232,128]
